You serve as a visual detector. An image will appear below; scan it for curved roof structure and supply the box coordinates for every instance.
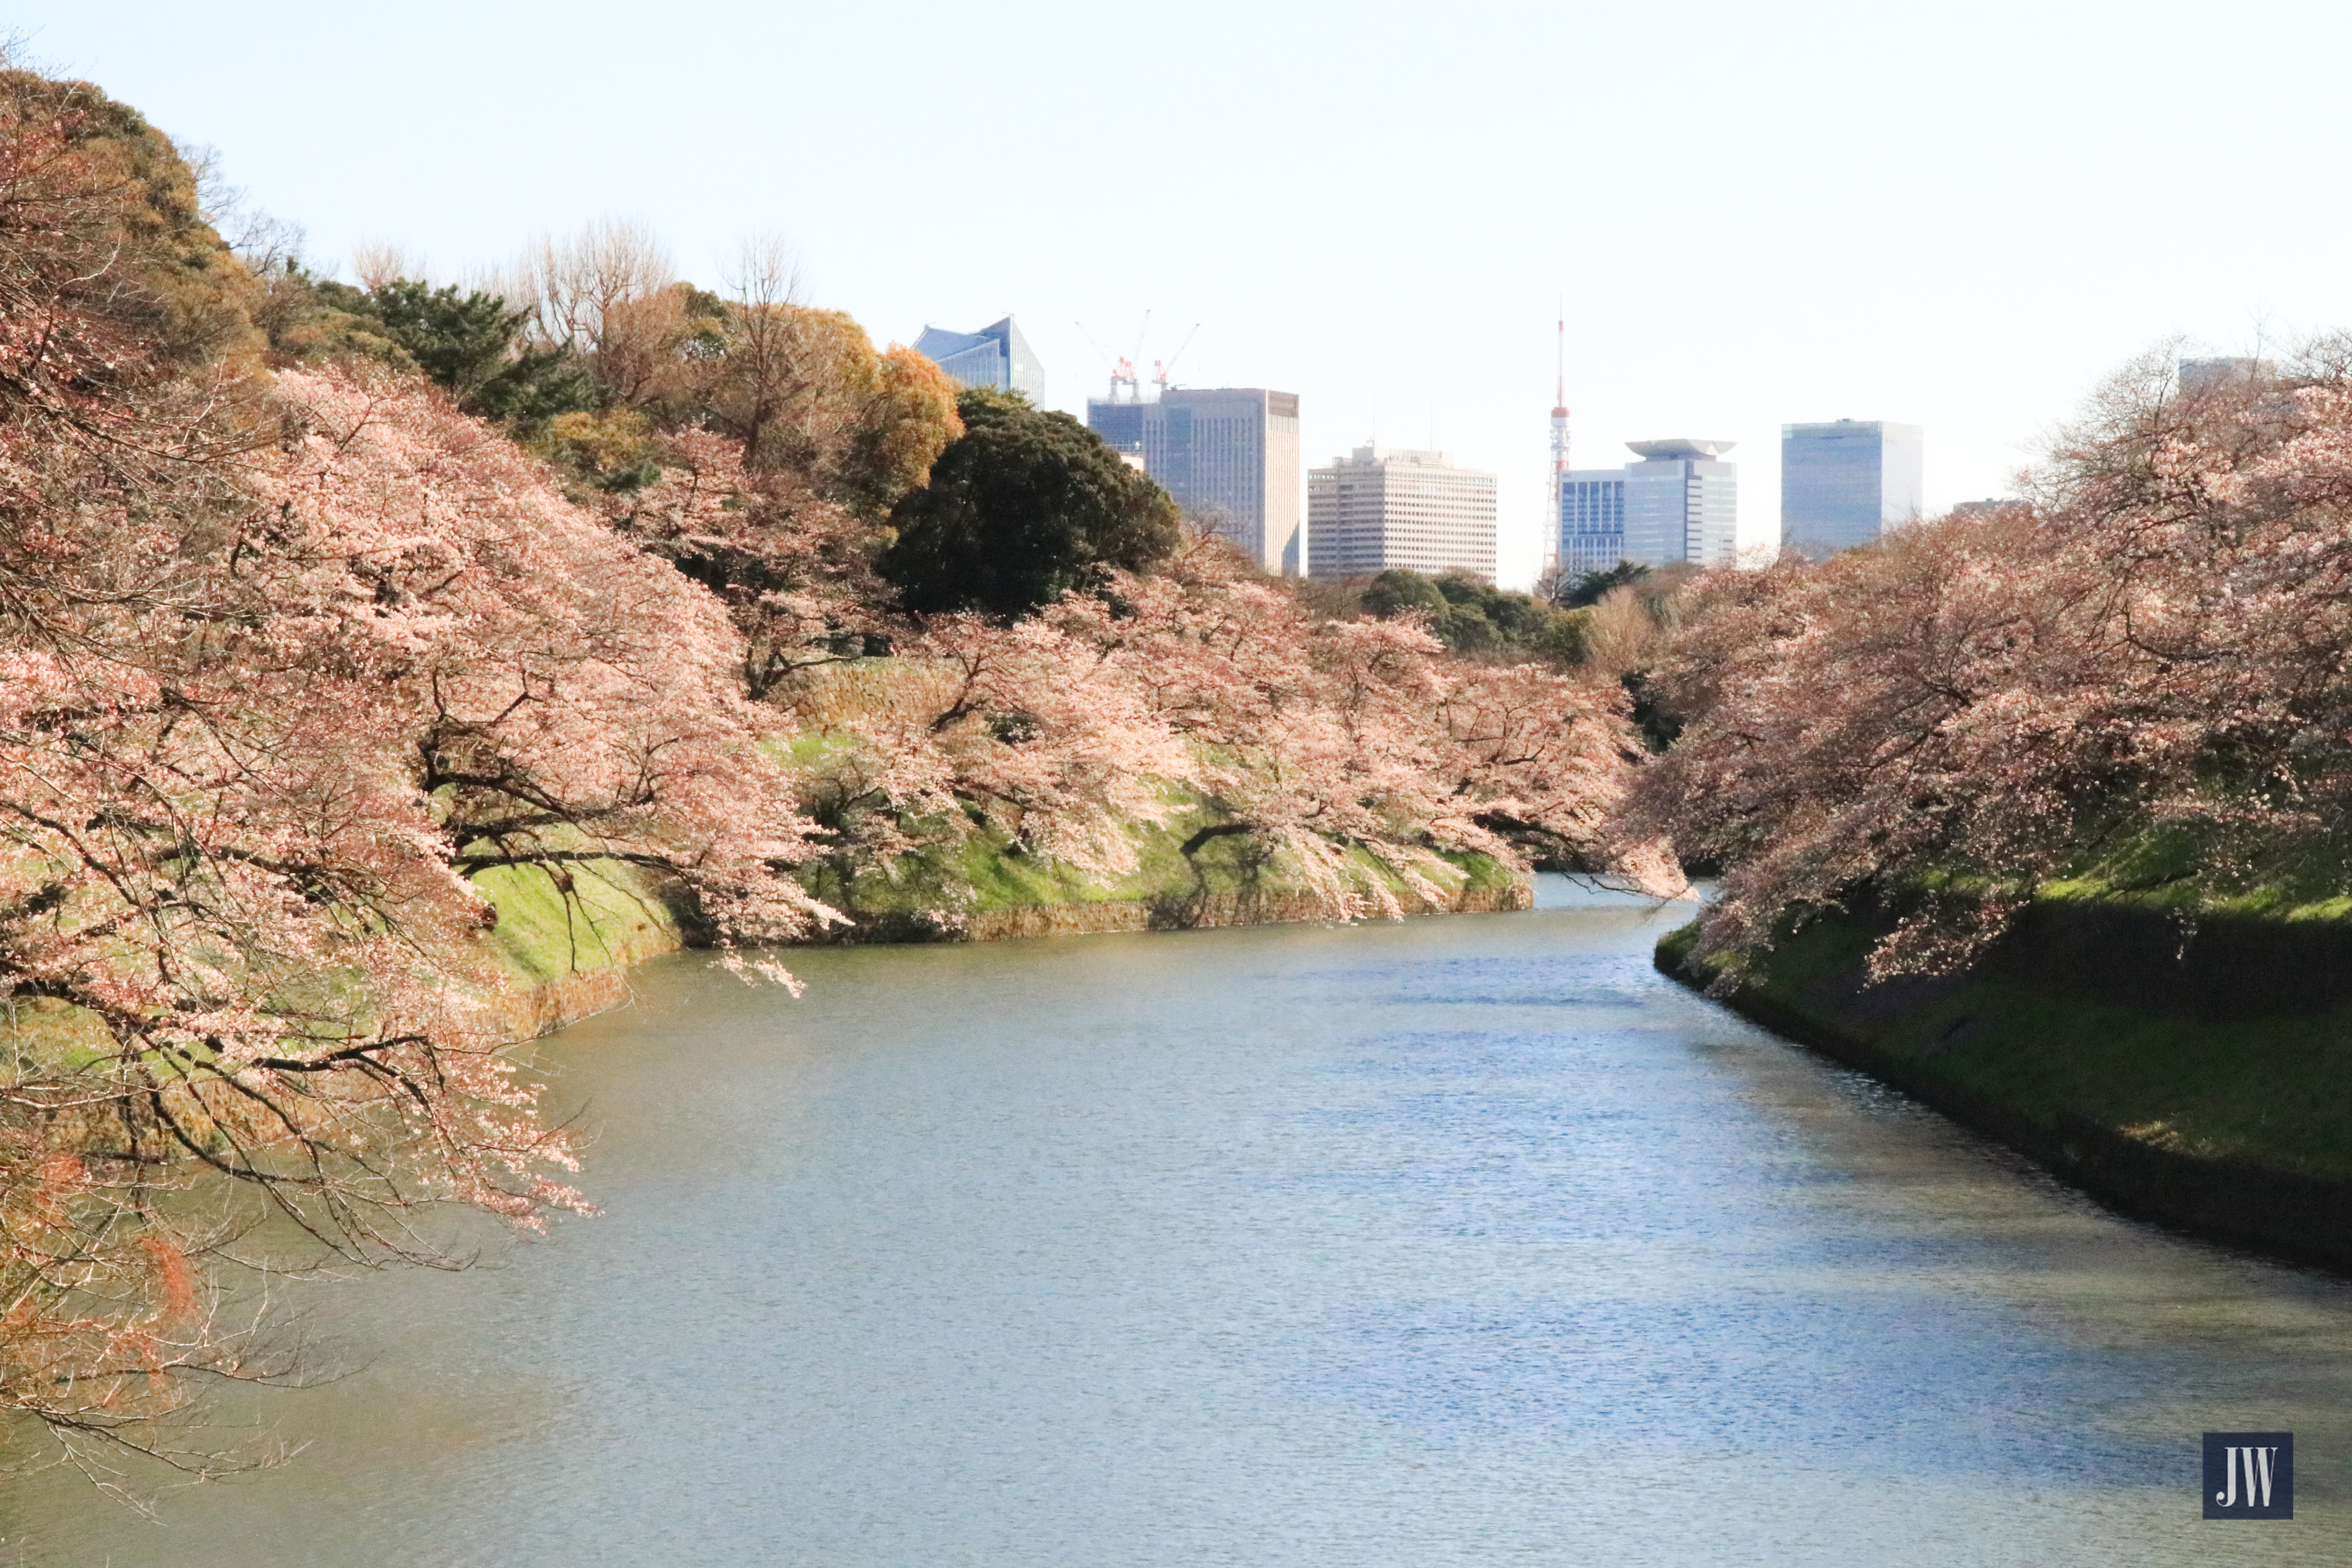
[1625,438,1736,460]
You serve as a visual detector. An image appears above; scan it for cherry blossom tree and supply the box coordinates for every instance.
[1063,540,1672,912]
[0,70,835,1478]
[599,428,898,699]
[0,358,848,1478]
[0,58,1675,1485]
[779,533,1680,915]
[1624,347,2352,981]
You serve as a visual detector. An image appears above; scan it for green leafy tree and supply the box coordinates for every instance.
[1360,568,1587,661]
[251,263,410,366]
[1361,568,1447,620]
[878,387,1180,618]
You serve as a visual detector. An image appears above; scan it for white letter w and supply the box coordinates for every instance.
[2246,1446,2276,1508]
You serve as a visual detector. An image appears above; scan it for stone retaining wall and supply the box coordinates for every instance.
[1657,934,2352,1274]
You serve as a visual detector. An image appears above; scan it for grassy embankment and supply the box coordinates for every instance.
[1658,832,2352,1267]
[4,824,1518,1060]
[779,658,1529,943]
[472,858,691,1033]
[6,650,1540,1054]
[0,858,687,1060]
[795,796,1527,943]
[466,775,1529,1027]
[2,800,1519,1053]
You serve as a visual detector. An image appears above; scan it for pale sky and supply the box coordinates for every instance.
[25,0,2349,586]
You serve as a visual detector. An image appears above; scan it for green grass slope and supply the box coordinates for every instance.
[797,797,1524,940]
[474,861,687,990]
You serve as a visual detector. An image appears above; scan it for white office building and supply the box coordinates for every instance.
[1307,447,1497,580]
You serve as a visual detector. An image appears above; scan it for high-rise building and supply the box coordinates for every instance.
[1557,469,1627,576]
[1087,388,1301,574]
[1779,420,1923,560]
[1306,446,1497,581]
[912,317,1046,402]
[1623,439,1739,567]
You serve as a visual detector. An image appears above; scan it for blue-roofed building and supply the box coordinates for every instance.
[911,316,1046,403]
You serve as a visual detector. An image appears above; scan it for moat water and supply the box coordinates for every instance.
[9,879,2351,1564]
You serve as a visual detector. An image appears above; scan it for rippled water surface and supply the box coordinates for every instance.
[11,880,2352,1564]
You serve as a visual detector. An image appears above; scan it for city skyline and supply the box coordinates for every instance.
[900,308,1927,580]
[35,0,2339,589]
[885,307,1940,579]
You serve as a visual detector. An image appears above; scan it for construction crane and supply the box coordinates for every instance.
[1122,310,1151,401]
[1080,312,1201,403]
[1075,320,1140,404]
[1152,322,1201,395]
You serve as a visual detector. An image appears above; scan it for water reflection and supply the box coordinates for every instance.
[6,878,2347,1565]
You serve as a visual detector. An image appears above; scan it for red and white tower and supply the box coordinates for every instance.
[1545,307,1571,580]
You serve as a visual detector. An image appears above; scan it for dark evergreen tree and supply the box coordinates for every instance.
[878,388,1180,619]
[1360,568,1448,620]
[1360,568,1586,661]
[1560,561,1648,608]
[353,279,593,430]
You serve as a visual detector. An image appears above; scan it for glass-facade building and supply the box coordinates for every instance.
[1307,447,1497,581]
[1622,439,1739,567]
[1779,420,1923,560]
[912,317,1046,403]
[1558,470,1628,575]
[1087,389,1302,574]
